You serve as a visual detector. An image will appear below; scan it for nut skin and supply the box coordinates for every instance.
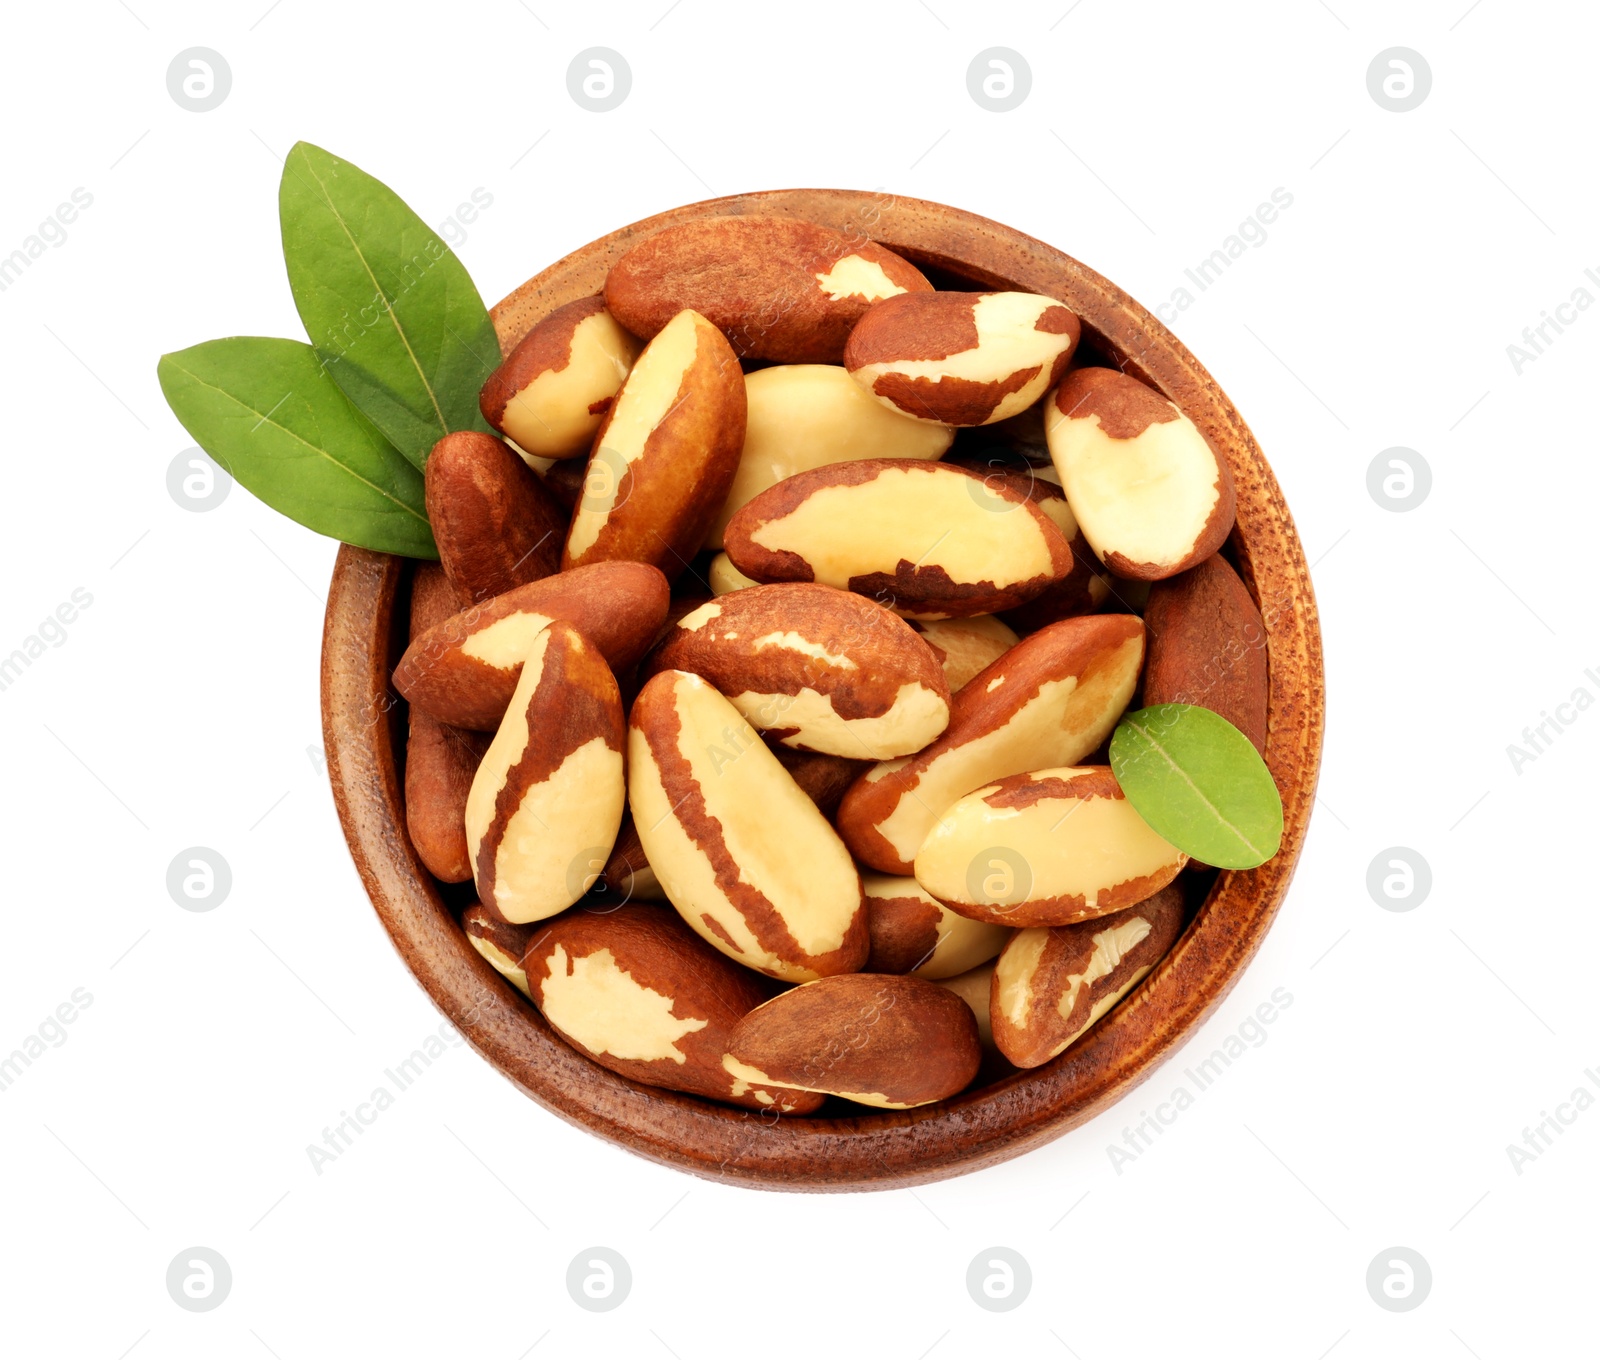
[990,886,1185,1068]
[462,903,536,998]
[628,670,868,983]
[644,583,952,759]
[604,215,932,363]
[393,561,670,731]
[466,621,626,926]
[1045,368,1236,581]
[844,290,1080,426]
[1143,553,1269,755]
[479,297,640,459]
[562,310,746,581]
[836,613,1146,874]
[772,748,870,819]
[723,973,982,1109]
[914,766,1188,927]
[522,904,823,1113]
[404,564,489,882]
[723,458,1074,619]
[862,875,1010,979]
[424,431,567,608]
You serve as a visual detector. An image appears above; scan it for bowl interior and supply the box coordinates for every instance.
[322,189,1324,1191]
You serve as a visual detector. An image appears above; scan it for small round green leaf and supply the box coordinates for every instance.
[1109,704,1283,870]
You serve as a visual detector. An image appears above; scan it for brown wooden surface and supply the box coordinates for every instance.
[321,189,1325,1191]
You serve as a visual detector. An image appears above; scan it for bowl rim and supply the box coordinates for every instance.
[320,187,1325,1192]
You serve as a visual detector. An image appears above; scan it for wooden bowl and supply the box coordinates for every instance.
[320,190,1324,1191]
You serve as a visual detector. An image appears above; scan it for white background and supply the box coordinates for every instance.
[1,1,1595,1356]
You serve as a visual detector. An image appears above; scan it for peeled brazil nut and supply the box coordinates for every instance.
[462,903,535,998]
[991,886,1185,1068]
[598,813,665,902]
[562,309,745,580]
[722,974,981,1109]
[393,561,669,731]
[836,613,1145,874]
[628,670,867,982]
[862,875,1009,979]
[405,563,489,882]
[1045,367,1236,580]
[1143,552,1269,755]
[708,551,759,596]
[844,290,1080,426]
[604,215,932,363]
[722,459,1073,620]
[708,364,953,547]
[480,297,641,460]
[910,615,1019,691]
[424,431,566,607]
[465,622,625,924]
[934,962,998,1051]
[645,584,951,760]
[914,766,1187,927]
[522,904,823,1112]
[985,471,1112,631]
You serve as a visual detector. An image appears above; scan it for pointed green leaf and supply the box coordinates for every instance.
[279,140,499,468]
[1109,704,1283,869]
[157,337,437,558]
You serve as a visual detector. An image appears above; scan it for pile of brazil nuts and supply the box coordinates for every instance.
[394,214,1271,1113]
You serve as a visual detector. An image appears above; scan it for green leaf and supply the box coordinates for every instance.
[1109,704,1283,869]
[278,140,499,469]
[157,337,437,559]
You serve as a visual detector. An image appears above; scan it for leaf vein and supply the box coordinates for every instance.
[166,362,427,525]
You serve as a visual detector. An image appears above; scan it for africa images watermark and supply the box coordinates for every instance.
[1506,267,1600,375]
[1106,986,1294,1173]
[0,588,94,695]
[305,1017,466,1173]
[1150,188,1295,323]
[1505,665,1600,773]
[0,188,93,295]
[0,987,95,1093]
[1505,1067,1600,1175]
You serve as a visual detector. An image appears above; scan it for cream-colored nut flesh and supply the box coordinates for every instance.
[709,551,759,595]
[458,610,555,669]
[500,310,640,459]
[708,365,952,547]
[628,671,864,981]
[853,293,1076,425]
[726,683,947,760]
[1045,396,1221,574]
[996,921,1152,1061]
[915,767,1185,923]
[934,963,997,1048]
[719,1055,910,1110]
[464,627,625,924]
[813,255,906,303]
[565,310,703,561]
[862,874,1010,978]
[749,464,1058,597]
[867,634,1142,866]
[653,585,952,760]
[535,943,707,1063]
[465,933,531,998]
[913,616,1019,691]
